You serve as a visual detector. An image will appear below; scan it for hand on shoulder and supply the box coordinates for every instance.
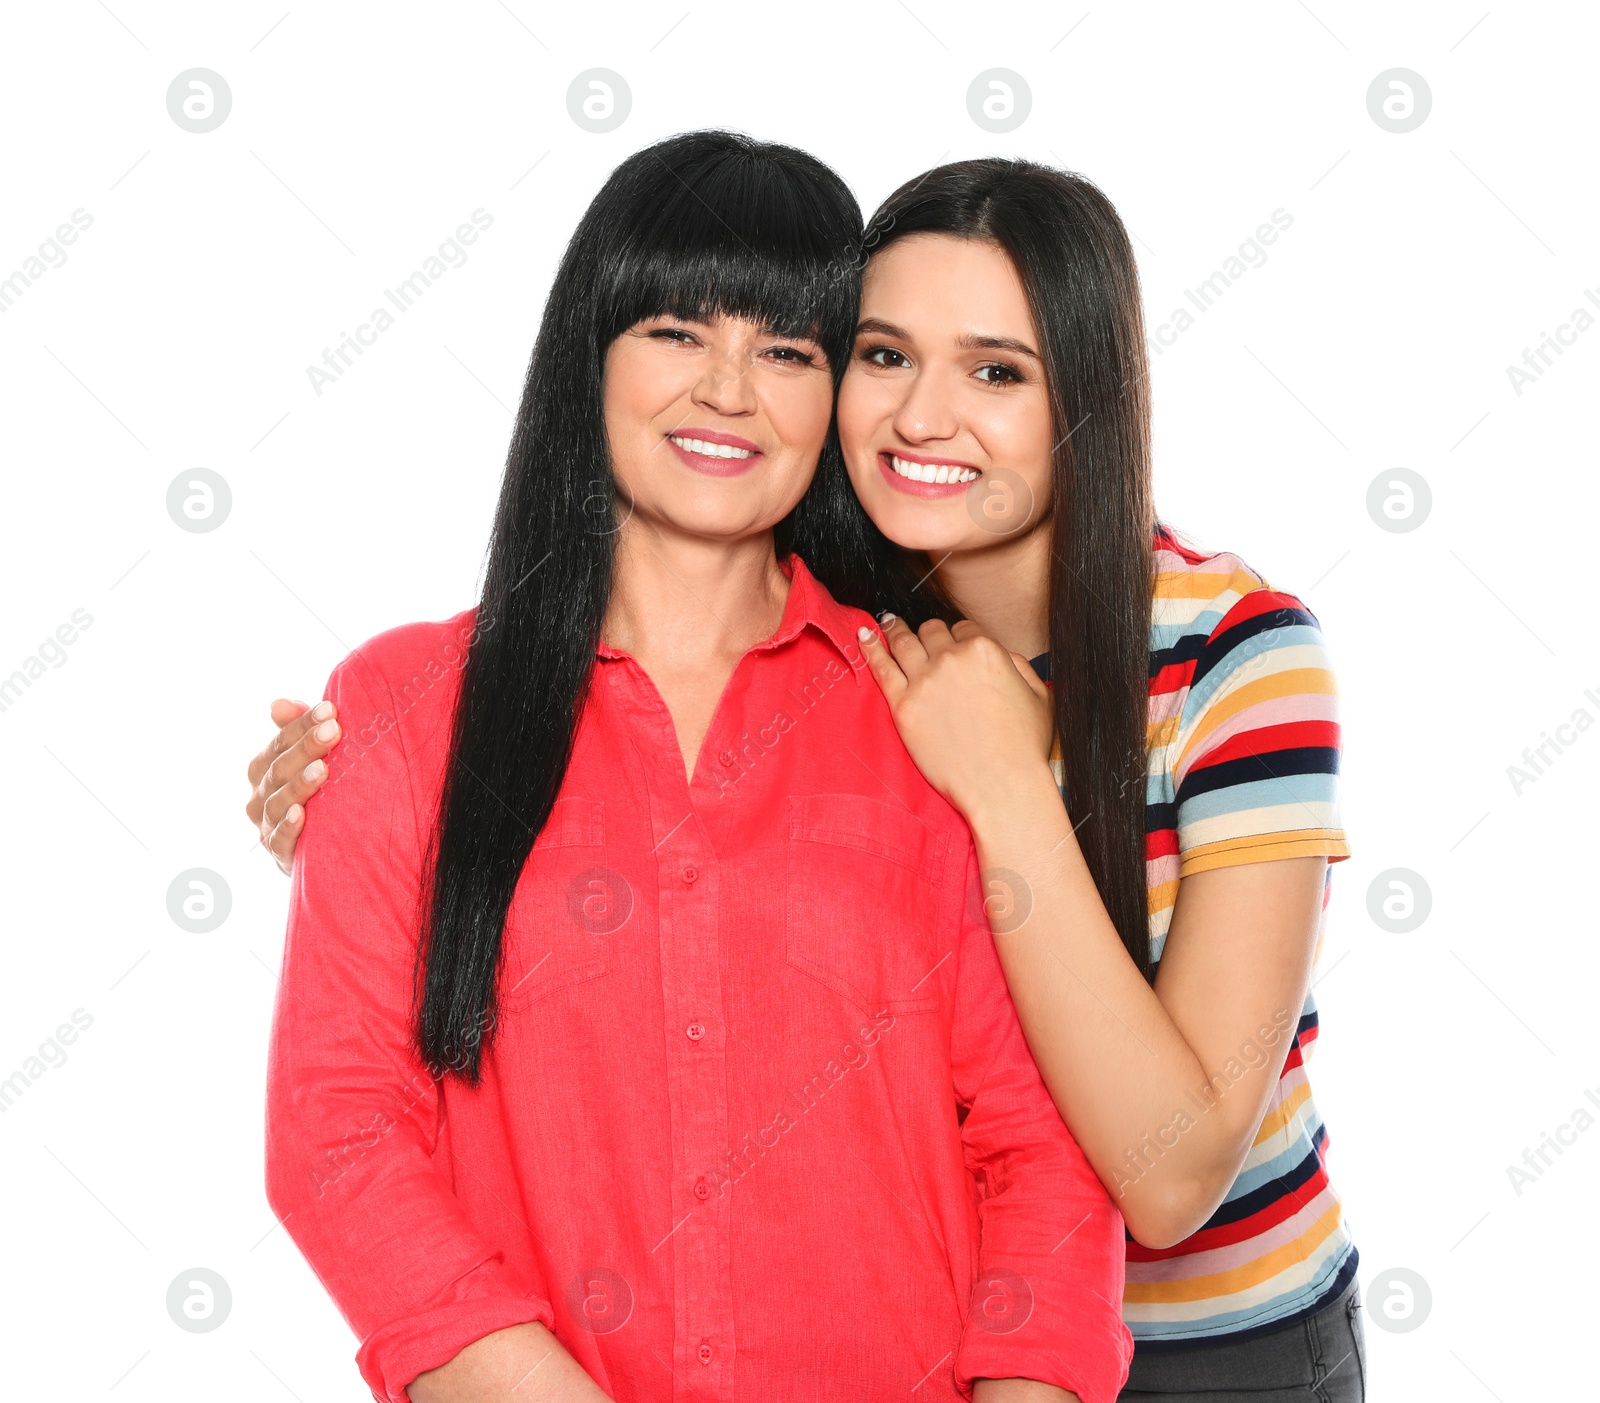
[858,615,1055,819]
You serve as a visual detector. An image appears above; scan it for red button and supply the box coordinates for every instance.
[693,1177,711,1201]
[686,1022,705,1041]
[697,1342,714,1365]
[682,865,698,883]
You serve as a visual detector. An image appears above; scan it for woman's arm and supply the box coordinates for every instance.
[965,761,1323,1249]
[949,843,1130,1403]
[265,643,574,1399]
[975,1384,1079,1403]
[861,617,1327,1249]
[408,1322,609,1402]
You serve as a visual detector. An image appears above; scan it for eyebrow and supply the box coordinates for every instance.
[956,332,1041,359]
[855,317,1041,360]
[855,317,910,340]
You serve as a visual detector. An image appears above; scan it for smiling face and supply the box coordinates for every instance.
[603,313,834,544]
[836,234,1055,554]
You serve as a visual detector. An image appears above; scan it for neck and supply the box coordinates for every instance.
[603,517,790,667]
[931,520,1052,659]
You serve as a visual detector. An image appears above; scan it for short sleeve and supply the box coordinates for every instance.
[1170,589,1350,878]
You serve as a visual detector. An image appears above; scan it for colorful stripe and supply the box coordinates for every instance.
[1036,523,1354,1347]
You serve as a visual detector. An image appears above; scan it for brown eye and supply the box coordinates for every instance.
[862,346,910,369]
[975,362,1023,385]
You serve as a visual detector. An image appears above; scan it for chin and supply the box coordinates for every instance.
[865,495,983,555]
[656,501,788,542]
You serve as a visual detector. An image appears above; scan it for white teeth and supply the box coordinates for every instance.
[890,454,978,484]
[670,435,754,460]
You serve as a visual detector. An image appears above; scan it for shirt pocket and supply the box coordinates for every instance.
[500,797,617,1013]
[784,793,951,1016]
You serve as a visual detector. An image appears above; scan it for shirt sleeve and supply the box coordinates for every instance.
[950,848,1133,1403]
[1172,588,1350,878]
[263,650,554,1403]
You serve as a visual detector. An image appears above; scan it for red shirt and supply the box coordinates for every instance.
[265,556,1130,1403]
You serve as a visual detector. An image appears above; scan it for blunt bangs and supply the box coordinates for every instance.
[589,134,863,374]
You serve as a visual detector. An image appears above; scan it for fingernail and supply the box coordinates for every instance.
[286,804,303,824]
[315,720,339,743]
[878,611,896,625]
[311,700,333,721]
[857,625,874,642]
[303,760,326,783]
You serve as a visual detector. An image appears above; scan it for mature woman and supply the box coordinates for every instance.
[255,138,1363,1400]
[262,131,1126,1403]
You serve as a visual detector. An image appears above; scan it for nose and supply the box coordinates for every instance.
[890,368,958,444]
[691,345,758,417]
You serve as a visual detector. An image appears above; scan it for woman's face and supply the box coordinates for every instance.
[837,234,1054,554]
[603,313,834,543]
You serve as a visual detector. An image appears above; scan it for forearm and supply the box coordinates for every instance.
[965,765,1284,1243]
[408,1322,608,1403]
[974,1380,1080,1403]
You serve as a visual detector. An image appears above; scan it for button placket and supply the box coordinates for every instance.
[611,663,735,1400]
[661,836,732,1399]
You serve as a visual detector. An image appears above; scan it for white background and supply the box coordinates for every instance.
[2,1,1595,1398]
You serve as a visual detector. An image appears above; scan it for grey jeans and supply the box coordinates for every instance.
[1118,1280,1366,1402]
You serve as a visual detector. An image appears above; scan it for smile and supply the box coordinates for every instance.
[887,453,980,484]
[665,428,763,477]
[668,434,755,460]
[877,450,983,499]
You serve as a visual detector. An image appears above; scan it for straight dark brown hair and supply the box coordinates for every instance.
[865,160,1156,978]
[416,132,889,1081]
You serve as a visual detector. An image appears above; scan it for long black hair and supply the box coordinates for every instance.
[417,131,936,1081]
[864,161,1156,979]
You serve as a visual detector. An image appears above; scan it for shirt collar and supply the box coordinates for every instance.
[595,554,865,684]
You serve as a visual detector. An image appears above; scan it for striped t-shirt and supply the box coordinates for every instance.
[1033,523,1354,1348]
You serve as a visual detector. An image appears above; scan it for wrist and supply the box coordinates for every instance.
[959,760,1065,836]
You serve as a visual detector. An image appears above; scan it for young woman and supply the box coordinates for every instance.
[251,146,1364,1400]
[262,130,1126,1403]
